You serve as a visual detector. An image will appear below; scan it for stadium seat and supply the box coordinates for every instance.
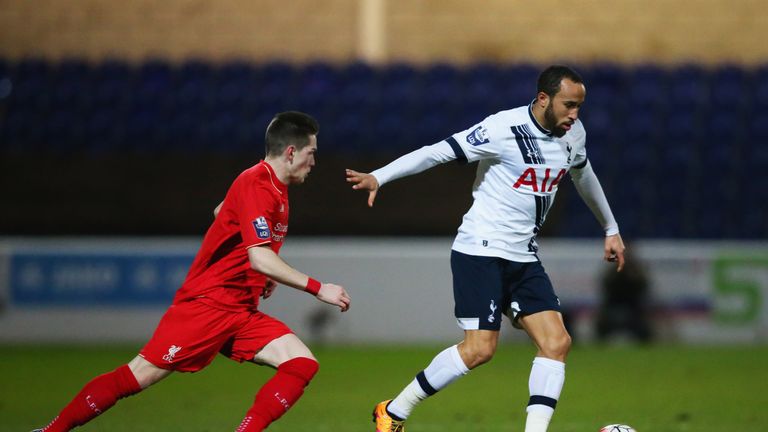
[497,63,538,106]
[326,110,372,154]
[710,64,748,110]
[376,62,421,111]
[2,58,767,239]
[754,63,768,109]
[668,64,709,108]
[626,64,666,109]
[294,61,340,115]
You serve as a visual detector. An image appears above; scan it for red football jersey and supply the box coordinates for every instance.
[173,161,289,311]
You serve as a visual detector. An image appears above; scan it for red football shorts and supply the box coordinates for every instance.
[139,299,292,372]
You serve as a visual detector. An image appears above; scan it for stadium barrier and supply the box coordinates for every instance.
[1,237,767,344]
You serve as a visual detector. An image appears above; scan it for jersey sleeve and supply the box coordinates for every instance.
[233,176,278,249]
[371,141,458,187]
[446,114,505,163]
[570,121,589,169]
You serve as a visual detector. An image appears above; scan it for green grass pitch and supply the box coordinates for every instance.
[2,343,767,431]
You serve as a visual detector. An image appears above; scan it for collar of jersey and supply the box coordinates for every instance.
[261,161,287,195]
[528,100,553,137]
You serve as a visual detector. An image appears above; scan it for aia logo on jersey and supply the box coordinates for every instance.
[253,216,271,239]
[466,126,490,146]
[513,168,566,192]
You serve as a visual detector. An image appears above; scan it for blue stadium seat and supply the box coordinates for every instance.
[585,63,624,88]
[52,59,93,115]
[336,62,377,109]
[2,58,765,239]
[701,111,743,171]
[710,64,748,110]
[218,60,256,82]
[754,64,768,109]
[412,110,456,145]
[214,61,259,112]
[261,61,296,83]
[376,63,421,114]
[326,110,371,154]
[135,60,173,113]
[623,110,660,143]
[196,111,239,152]
[294,62,340,114]
[461,67,504,117]
[372,111,419,153]
[420,63,461,113]
[175,60,216,113]
[178,59,215,83]
[9,58,53,112]
[627,64,666,109]
[92,60,133,112]
[463,62,500,85]
[495,63,538,106]
[668,64,708,108]
[245,62,297,114]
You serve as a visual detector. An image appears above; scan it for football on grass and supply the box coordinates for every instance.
[600,425,636,432]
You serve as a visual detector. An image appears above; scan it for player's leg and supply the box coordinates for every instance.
[374,251,504,431]
[226,314,318,432]
[506,261,570,432]
[520,310,571,361]
[382,329,497,421]
[34,356,171,432]
[457,328,500,368]
[374,338,473,432]
[518,311,570,432]
[35,300,238,432]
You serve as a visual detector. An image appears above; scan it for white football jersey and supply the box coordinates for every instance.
[448,104,587,262]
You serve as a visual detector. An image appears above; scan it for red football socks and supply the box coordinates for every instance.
[41,364,142,432]
[236,357,319,432]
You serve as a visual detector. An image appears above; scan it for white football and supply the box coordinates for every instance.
[599,425,636,432]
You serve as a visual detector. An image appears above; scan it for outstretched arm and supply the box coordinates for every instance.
[570,161,625,271]
[346,141,458,206]
[247,245,351,311]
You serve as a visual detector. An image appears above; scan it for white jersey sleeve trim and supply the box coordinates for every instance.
[371,140,458,187]
[569,160,620,236]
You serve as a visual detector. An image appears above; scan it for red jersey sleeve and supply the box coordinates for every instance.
[233,174,278,249]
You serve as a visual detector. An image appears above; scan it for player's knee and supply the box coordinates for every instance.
[539,332,572,360]
[278,357,319,383]
[128,357,171,389]
[464,345,496,369]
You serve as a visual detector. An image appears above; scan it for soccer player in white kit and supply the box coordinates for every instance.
[347,65,625,432]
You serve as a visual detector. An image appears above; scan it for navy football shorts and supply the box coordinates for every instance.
[450,250,561,331]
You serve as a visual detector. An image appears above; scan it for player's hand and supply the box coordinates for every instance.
[345,169,379,207]
[604,233,626,272]
[317,283,351,312]
[262,279,277,299]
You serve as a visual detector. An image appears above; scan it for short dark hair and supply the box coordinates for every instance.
[265,111,320,157]
[537,65,584,97]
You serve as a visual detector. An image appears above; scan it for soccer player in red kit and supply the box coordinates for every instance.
[33,111,351,432]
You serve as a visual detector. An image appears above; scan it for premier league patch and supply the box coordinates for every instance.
[252,216,271,240]
[466,125,490,146]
